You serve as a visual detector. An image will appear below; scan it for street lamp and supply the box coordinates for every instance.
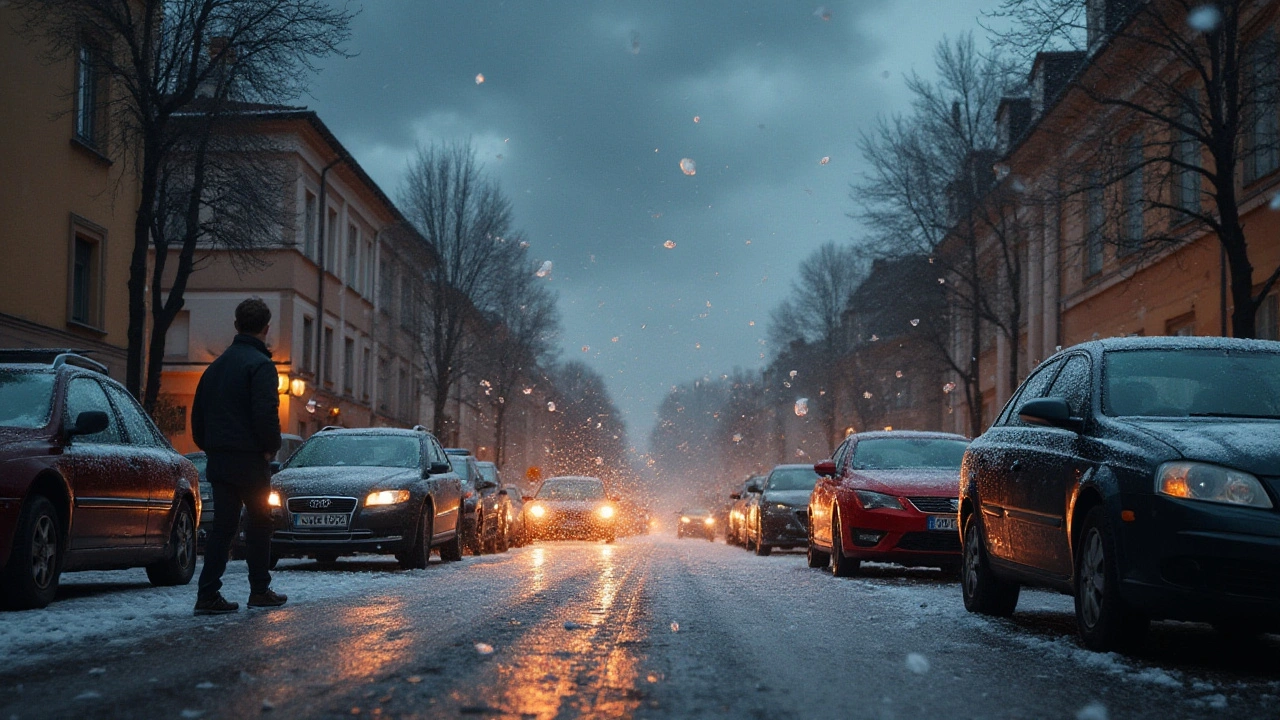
[289,378,307,397]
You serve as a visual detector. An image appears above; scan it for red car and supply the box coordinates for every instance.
[807,431,969,576]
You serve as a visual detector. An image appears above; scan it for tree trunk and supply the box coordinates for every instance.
[493,400,508,467]
[432,372,451,441]
[126,147,161,398]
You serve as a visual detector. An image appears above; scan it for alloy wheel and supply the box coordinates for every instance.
[175,511,195,573]
[964,523,981,599]
[1079,528,1106,629]
[31,515,57,589]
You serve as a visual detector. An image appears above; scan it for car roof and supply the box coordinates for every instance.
[1054,335,1280,358]
[850,430,969,442]
[314,427,426,437]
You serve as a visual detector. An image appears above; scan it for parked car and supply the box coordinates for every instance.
[476,460,514,552]
[0,350,200,609]
[188,434,301,555]
[961,337,1280,650]
[268,427,463,568]
[741,480,766,550]
[444,449,502,555]
[524,476,617,542]
[727,476,764,546]
[747,465,819,555]
[503,483,527,548]
[676,507,716,540]
[809,431,969,574]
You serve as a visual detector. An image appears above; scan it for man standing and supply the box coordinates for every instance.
[191,297,288,614]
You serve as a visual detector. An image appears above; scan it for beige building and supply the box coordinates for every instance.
[0,8,138,377]
[158,109,435,453]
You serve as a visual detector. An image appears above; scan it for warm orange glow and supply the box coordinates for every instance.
[267,491,281,507]
[598,504,615,519]
[1120,510,1136,522]
[277,373,289,394]
[703,517,714,526]
[529,504,546,518]
[289,377,307,397]
[1161,470,1191,498]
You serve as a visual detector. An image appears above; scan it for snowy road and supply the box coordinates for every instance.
[3,535,1279,719]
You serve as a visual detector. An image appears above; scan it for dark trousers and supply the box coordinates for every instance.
[198,481,273,599]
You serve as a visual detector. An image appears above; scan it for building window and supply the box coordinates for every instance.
[67,222,105,330]
[1244,31,1279,184]
[400,277,415,330]
[75,43,105,148]
[1166,312,1195,337]
[1119,136,1144,255]
[302,316,314,373]
[1175,91,1201,215]
[322,327,334,385]
[346,223,359,287]
[362,346,371,401]
[343,337,355,394]
[379,258,394,313]
[303,192,317,259]
[164,311,190,361]
[325,208,338,272]
[1085,177,1105,277]
[1256,294,1279,341]
[363,240,375,296]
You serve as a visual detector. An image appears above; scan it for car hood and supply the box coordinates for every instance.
[849,468,960,497]
[272,466,419,495]
[761,489,812,507]
[1117,418,1280,476]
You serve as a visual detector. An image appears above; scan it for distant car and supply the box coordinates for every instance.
[676,507,716,540]
[502,483,527,547]
[445,449,503,555]
[809,431,969,575]
[962,337,1280,650]
[476,461,514,552]
[747,465,819,555]
[268,427,464,568]
[727,476,763,546]
[525,476,617,542]
[0,350,200,609]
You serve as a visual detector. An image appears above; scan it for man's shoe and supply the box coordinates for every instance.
[248,588,288,608]
[193,593,240,616]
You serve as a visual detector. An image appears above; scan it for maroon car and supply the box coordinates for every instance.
[0,350,201,609]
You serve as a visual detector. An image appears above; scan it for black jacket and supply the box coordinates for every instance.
[192,334,282,485]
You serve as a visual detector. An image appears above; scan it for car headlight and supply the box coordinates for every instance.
[267,491,281,507]
[703,517,714,526]
[680,516,691,523]
[598,505,615,519]
[365,490,410,506]
[529,504,546,518]
[854,490,902,511]
[1156,462,1273,508]
[773,503,790,510]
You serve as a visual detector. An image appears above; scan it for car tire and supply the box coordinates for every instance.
[399,506,433,570]
[961,514,1019,617]
[753,522,772,556]
[464,516,482,556]
[830,514,860,577]
[1,495,62,610]
[439,525,464,562]
[495,516,509,554]
[1075,506,1149,651]
[806,513,830,568]
[146,502,197,587]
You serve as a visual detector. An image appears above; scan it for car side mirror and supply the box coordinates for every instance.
[428,461,452,475]
[813,460,837,477]
[729,492,741,500]
[477,479,497,491]
[269,461,282,474]
[1018,397,1082,430]
[746,485,761,494]
[67,410,108,438]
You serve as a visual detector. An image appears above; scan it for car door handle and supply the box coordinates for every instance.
[1010,460,1022,473]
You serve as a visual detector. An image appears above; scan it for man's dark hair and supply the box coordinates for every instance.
[234,297,272,336]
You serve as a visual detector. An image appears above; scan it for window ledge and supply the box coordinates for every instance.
[66,319,108,337]
[70,136,113,167]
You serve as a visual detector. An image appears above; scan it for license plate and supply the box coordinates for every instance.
[927,515,958,532]
[293,512,349,529]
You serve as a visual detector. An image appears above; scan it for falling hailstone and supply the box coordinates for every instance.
[870,334,880,342]
[905,653,930,674]
[813,5,831,21]
[863,391,873,399]
[679,158,697,176]
[670,622,680,632]
[794,398,809,417]
[581,345,590,353]
[611,336,619,342]
[546,401,556,412]
[535,260,553,278]
[943,382,957,394]
[732,433,743,443]
[595,456,603,465]
[910,318,920,326]
[663,240,676,249]
[474,73,485,85]
[789,370,798,378]
[1187,4,1223,32]
[819,156,830,165]
[522,387,533,395]
[475,643,494,655]
[693,115,701,123]
[895,370,904,378]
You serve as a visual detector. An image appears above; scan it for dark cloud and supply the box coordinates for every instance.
[308,0,995,443]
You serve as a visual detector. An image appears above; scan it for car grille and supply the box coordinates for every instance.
[895,531,961,553]
[907,497,958,514]
[555,509,594,524]
[287,497,358,513]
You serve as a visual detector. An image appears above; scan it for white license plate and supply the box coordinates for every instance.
[927,515,958,532]
[293,513,349,529]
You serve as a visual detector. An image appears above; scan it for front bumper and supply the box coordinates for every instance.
[271,502,418,556]
[678,520,715,538]
[837,499,959,566]
[1117,494,1280,624]
[527,511,615,540]
[760,506,808,547]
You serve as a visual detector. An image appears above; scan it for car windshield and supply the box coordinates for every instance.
[478,464,497,483]
[287,435,420,469]
[0,371,56,429]
[1104,349,1280,418]
[681,508,710,517]
[766,468,818,491]
[850,438,969,470]
[537,479,605,500]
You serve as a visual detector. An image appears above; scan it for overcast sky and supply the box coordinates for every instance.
[308,0,998,447]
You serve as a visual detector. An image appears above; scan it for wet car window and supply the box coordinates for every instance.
[0,370,55,429]
[537,478,605,500]
[1104,349,1280,418]
[1047,355,1092,417]
[288,435,422,469]
[766,468,819,491]
[478,464,498,483]
[850,438,969,470]
[1000,359,1062,426]
[63,378,123,444]
[104,383,163,447]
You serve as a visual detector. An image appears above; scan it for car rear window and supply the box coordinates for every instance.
[767,468,818,491]
[1104,349,1280,418]
[850,438,969,470]
[0,370,56,429]
[287,435,421,469]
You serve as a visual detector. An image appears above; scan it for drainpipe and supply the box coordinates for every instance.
[1220,244,1228,337]
[315,156,343,387]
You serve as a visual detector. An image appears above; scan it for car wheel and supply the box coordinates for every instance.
[753,521,772,556]
[495,516,509,554]
[830,514,860,577]
[466,517,483,556]
[439,523,464,562]
[806,520,830,569]
[1,495,62,609]
[146,502,197,587]
[961,514,1019,616]
[399,506,433,570]
[1075,507,1148,651]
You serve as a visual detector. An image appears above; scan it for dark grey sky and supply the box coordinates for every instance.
[308,0,995,446]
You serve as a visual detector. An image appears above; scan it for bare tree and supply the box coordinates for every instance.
[401,141,523,439]
[543,361,628,483]
[18,0,353,399]
[988,0,1280,338]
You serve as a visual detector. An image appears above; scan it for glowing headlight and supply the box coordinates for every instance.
[854,490,902,511]
[267,491,281,507]
[680,516,691,523]
[703,517,715,526]
[773,503,790,510]
[598,505,615,519]
[529,504,546,518]
[365,490,410,506]
[1156,462,1273,508]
